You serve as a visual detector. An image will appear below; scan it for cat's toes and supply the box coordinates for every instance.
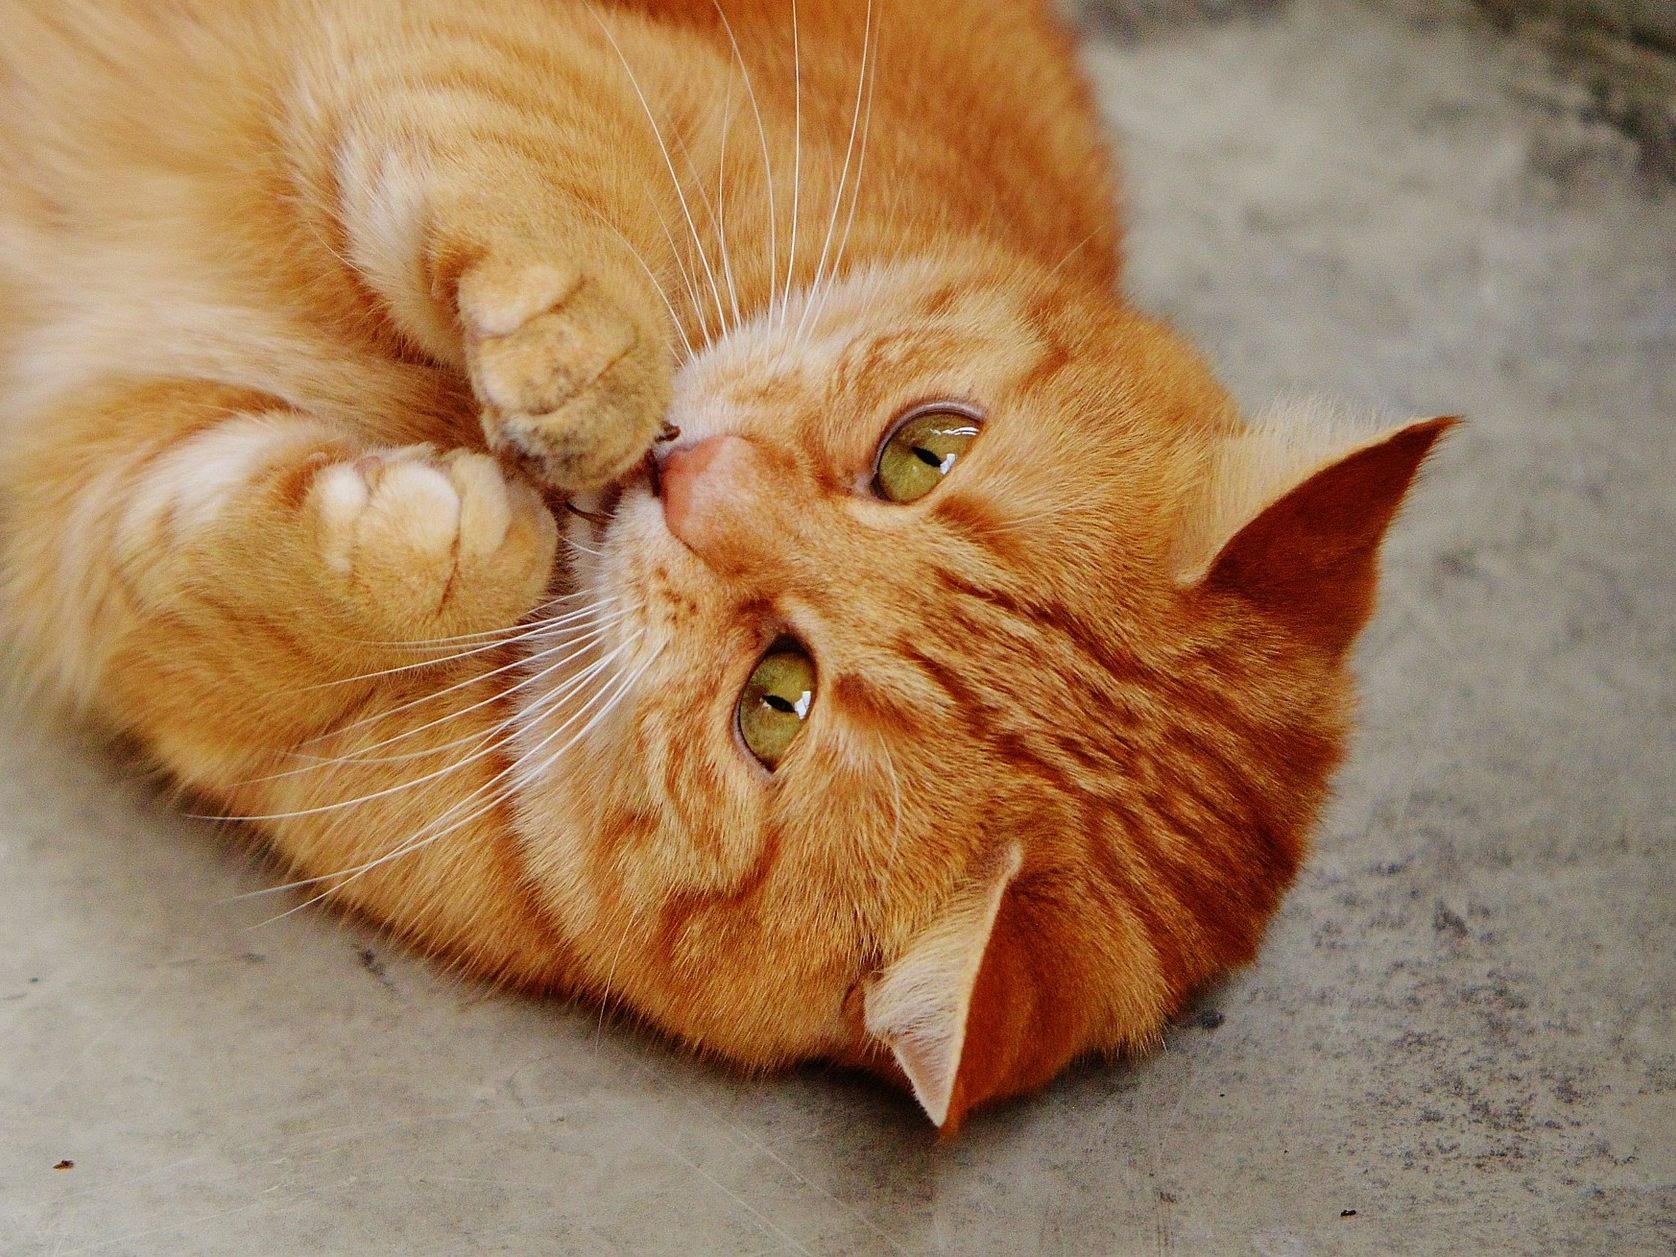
[459,255,672,494]
[304,446,557,643]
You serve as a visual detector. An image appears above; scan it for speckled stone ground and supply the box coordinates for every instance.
[3,1,1672,1253]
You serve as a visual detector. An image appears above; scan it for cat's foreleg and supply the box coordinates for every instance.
[3,375,576,981]
[2,378,558,782]
[306,26,686,493]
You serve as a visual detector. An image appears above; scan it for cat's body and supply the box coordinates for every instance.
[0,0,1448,1128]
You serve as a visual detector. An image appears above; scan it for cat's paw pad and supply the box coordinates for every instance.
[303,446,557,643]
[459,255,671,494]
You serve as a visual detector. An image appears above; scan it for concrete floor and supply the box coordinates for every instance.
[3,1,1673,1252]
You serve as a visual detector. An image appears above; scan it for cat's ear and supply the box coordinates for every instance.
[1171,409,1457,660]
[862,844,1087,1132]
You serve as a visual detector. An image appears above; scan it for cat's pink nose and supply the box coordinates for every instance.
[660,435,757,560]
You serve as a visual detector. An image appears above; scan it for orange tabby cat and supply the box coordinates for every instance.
[0,0,1450,1129]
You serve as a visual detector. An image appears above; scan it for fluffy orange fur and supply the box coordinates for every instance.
[0,0,1450,1129]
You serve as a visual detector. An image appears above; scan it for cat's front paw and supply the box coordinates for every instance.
[460,254,672,494]
[303,446,557,646]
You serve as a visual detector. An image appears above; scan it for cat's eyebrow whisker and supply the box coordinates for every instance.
[796,0,873,345]
[582,205,698,362]
[587,5,731,341]
[666,96,740,336]
[715,80,744,332]
[1041,229,1100,287]
[813,5,881,336]
[781,0,803,327]
[667,76,743,336]
[243,636,652,915]
[709,0,778,333]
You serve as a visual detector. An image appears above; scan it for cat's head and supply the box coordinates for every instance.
[515,252,1451,1130]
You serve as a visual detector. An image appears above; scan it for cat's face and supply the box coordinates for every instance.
[511,254,1449,1129]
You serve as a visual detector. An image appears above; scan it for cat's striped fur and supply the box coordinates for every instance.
[0,0,1448,1128]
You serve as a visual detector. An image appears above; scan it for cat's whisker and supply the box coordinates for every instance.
[506,642,663,794]
[1041,229,1101,287]
[647,205,715,347]
[781,0,803,327]
[563,535,605,559]
[795,0,873,345]
[710,0,778,331]
[291,600,619,692]
[715,79,744,332]
[288,608,629,750]
[330,590,618,652]
[262,629,630,784]
[231,637,644,889]
[587,6,731,341]
[815,7,881,336]
[667,114,737,337]
[582,205,698,362]
[245,636,651,915]
[246,617,625,784]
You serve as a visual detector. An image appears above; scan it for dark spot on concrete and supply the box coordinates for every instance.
[1075,0,1288,42]
[1340,1208,1358,1218]
[1160,1190,1178,1203]
[1433,901,1470,939]
[358,947,394,989]
[1194,1008,1226,1031]
[52,1160,74,1171]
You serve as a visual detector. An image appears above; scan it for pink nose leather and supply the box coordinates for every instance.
[660,434,755,558]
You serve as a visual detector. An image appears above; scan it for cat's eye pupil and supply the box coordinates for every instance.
[736,645,817,772]
[873,406,982,503]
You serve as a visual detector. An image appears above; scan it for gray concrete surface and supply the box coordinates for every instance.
[3,1,1673,1252]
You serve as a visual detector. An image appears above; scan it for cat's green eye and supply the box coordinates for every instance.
[872,406,982,503]
[736,644,817,771]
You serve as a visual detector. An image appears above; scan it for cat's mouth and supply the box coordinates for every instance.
[563,434,671,538]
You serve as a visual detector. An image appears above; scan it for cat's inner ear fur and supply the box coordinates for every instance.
[1171,406,1457,659]
[861,843,1023,1129]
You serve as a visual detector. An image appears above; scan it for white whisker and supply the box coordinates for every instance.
[582,205,698,361]
[564,535,605,558]
[294,599,618,692]
[587,6,730,339]
[710,0,778,327]
[505,644,663,793]
[239,635,648,912]
[714,78,743,330]
[782,0,803,325]
[329,588,609,651]
[287,607,628,749]
[247,616,624,784]
[819,6,881,332]
[797,0,873,343]
[1042,229,1100,286]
